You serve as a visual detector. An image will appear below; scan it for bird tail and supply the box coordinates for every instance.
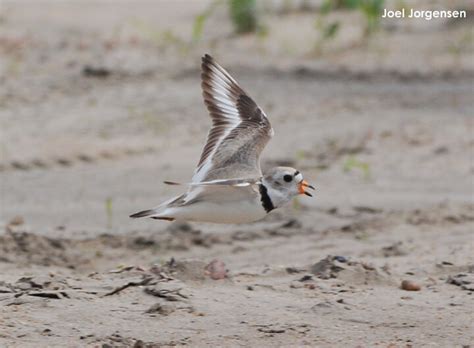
[129,209,175,221]
[130,194,185,221]
[129,209,155,218]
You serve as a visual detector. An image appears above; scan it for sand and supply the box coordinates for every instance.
[1,1,473,347]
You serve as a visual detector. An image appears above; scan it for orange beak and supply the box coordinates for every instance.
[298,180,315,197]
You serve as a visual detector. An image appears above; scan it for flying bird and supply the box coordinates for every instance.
[130,54,314,223]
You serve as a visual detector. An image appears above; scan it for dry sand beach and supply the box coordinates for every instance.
[1,1,473,347]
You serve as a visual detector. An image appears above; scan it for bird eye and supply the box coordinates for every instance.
[283,174,292,182]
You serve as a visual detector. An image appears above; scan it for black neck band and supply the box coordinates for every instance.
[259,184,275,213]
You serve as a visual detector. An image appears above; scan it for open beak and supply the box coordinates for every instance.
[298,180,315,197]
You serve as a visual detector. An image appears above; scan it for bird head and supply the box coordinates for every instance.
[262,167,315,208]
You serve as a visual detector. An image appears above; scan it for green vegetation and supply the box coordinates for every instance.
[315,0,385,52]
[192,0,222,42]
[229,0,258,33]
[358,0,384,35]
[343,156,371,180]
[124,0,388,56]
[447,29,473,57]
[320,0,384,35]
[292,196,302,210]
[193,0,260,43]
[130,18,188,53]
[105,197,113,230]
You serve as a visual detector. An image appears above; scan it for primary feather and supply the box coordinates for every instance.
[192,54,273,183]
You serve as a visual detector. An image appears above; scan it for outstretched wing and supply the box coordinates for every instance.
[164,178,261,187]
[192,54,274,183]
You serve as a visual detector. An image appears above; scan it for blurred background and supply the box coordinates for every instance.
[0,1,473,346]
[1,0,472,232]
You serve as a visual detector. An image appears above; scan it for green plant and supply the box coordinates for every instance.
[192,0,260,43]
[295,149,308,161]
[192,0,222,42]
[229,0,258,34]
[359,0,384,35]
[105,197,113,230]
[315,0,384,49]
[343,156,371,180]
[130,18,186,52]
[447,29,473,57]
[292,196,302,210]
[322,21,340,39]
[314,17,340,54]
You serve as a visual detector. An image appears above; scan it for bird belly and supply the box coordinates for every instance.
[170,199,267,224]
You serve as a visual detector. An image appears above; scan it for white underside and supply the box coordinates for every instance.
[154,189,268,224]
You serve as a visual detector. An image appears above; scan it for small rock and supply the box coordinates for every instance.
[441,261,454,266]
[146,303,176,316]
[311,256,345,279]
[41,329,52,336]
[165,259,207,281]
[82,65,111,78]
[447,273,474,291]
[8,216,24,226]
[298,275,313,282]
[15,277,38,291]
[381,242,408,257]
[257,326,285,334]
[333,256,347,263]
[285,266,304,274]
[401,280,421,291]
[280,219,302,229]
[290,282,303,289]
[204,259,227,280]
[311,301,333,313]
[433,146,449,155]
[361,262,376,271]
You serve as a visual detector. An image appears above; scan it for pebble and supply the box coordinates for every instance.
[146,303,176,316]
[290,282,303,289]
[204,259,227,280]
[8,216,24,226]
[401,280,421,291]
[298,275,313,282]
[334,256,347,263]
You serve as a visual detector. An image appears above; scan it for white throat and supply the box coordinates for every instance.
[261,178,293,208]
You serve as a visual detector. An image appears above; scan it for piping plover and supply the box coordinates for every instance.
[130,54,314,223]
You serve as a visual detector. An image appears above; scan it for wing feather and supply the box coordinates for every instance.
[192,54,273,183]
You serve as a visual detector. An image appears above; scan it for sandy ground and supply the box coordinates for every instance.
[1,1,473,347]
